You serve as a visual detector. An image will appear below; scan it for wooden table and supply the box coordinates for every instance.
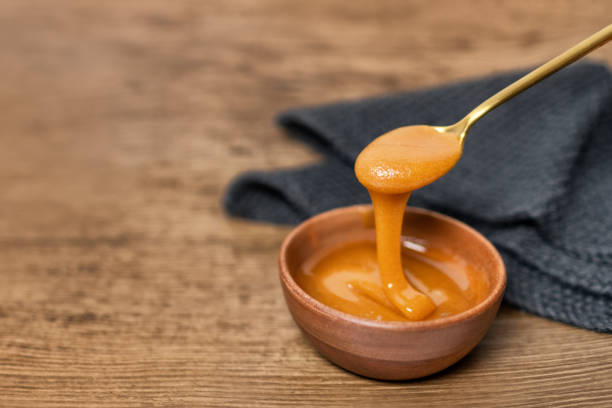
[1,1,611,406]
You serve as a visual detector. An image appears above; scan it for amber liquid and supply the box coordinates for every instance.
[295,240,488,322]
[296,125,481,321]
[355,125,465,320]
[295,125,481,322]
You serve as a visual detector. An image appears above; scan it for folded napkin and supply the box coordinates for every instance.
[224,62,612,332]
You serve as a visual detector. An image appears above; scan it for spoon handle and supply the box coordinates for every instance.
[462,24,612,132]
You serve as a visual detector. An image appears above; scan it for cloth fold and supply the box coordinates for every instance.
[224,62,612,332]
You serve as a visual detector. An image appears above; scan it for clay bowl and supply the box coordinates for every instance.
[279,205,506,381]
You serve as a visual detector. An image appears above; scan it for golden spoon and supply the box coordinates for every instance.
[437,24,612,143]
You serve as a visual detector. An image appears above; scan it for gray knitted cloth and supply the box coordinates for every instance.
[224,62,612,332]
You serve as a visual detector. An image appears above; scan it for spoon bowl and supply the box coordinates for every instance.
[279,205,506,380]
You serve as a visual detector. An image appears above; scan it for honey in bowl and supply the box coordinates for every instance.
[279,204,506,380]
[294,239,489,322]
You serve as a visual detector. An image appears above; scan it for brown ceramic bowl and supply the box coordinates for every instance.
[279,205,506,381]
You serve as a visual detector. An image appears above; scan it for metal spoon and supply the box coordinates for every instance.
[437,24,612,143]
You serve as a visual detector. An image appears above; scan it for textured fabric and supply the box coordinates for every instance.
[224,62,612,332]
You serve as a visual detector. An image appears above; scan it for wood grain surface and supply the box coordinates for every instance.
[1,1,611,406]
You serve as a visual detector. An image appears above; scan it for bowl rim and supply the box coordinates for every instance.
[279,204,506,331]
